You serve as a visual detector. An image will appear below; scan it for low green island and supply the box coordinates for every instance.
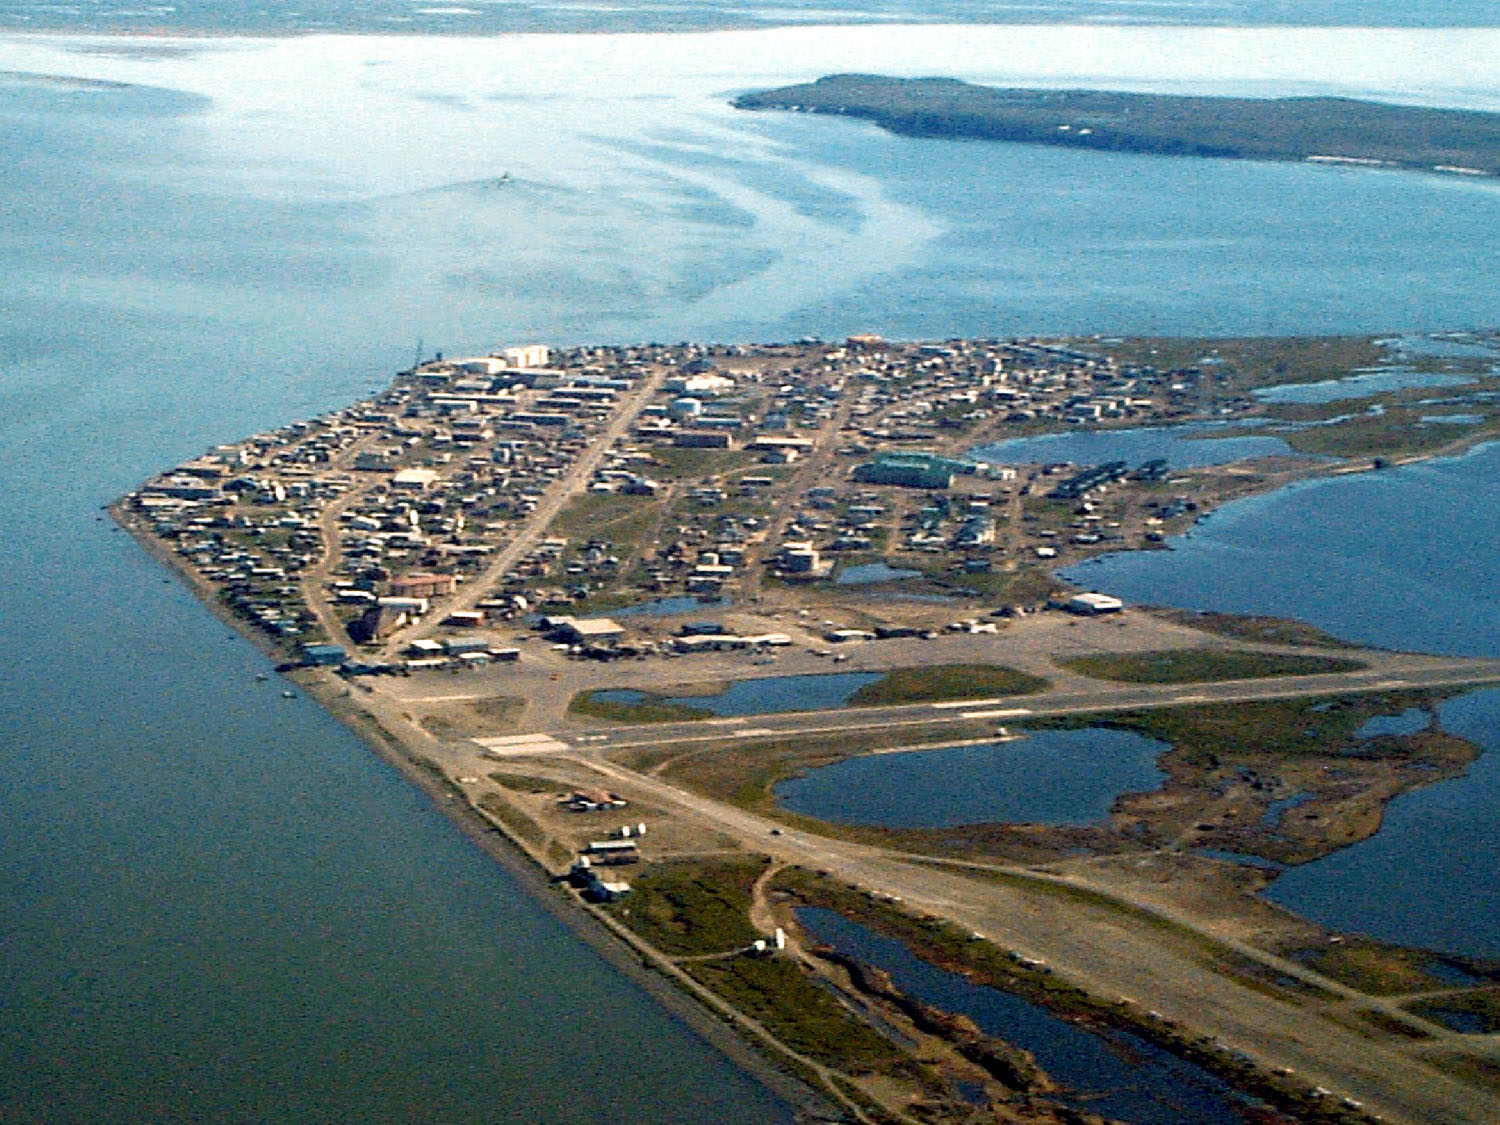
[733,74,1500,177]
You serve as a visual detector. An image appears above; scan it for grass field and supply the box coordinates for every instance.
[847,663,1050,706]
[611,857,768,956]
[1060,649,1365,684]
[568,689,711,723]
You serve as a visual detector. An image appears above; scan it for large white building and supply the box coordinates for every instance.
[501,344,550,369]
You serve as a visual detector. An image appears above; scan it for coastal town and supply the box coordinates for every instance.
[115,332,1500,1125]
[117,332,1334,671]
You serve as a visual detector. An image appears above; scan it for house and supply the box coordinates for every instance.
[545,616,626,645]
[1066,592,1124,615]
[391,572,456,598]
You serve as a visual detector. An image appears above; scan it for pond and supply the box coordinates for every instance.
[595,671,882,716]
[796,908,1265,1125]
[614,596,731,617]
[835,562,923,585]
[775,728,1167,827]
[1252,366,1473,405]
[971,423,1293,469]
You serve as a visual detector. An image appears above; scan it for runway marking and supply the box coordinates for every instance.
[961,708,1034,720]
[932,698,1001,709]
[734,728,777,738]
[474,733,570,756]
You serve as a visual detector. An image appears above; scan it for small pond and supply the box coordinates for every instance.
[1383,334,1500,360]
[1252,366,1472,404]
[971,422,1292,469]
[615,596,731,617]
[1354,708,1430,739]
[835,562,922,585]
[1419,413,1483,425]
[775,728,1167,827]
[797,908,1264,1125]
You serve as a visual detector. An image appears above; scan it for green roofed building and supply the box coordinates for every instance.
[852,451,971,490]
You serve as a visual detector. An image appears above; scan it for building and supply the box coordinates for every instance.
[300,643,347,666]
[545,616,626,645]
[852,452,971,490]
[501,344,550,369]
[390,468,439,492]
[391,572,456,599]
[1066,592,1124,615]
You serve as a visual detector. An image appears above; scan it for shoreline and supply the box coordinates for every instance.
[106,325,1500,1122]
[110,500,838,1121]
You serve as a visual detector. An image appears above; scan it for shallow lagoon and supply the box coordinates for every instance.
[797,907,1263,1125]
[1266,688,1500,958]
[972,423,1294,469]
[1253,367,1476,405]
[776,729,1167,827]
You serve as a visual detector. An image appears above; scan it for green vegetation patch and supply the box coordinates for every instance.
[1286,936,1483,996]
[1060,648,1365,684]
[649,446,755,481]
[611,857,767,957]
[847,664,1049,706]
[475,792,546,847]
[1283,404,1499,459]
[1033,690,1447,765]
[568,689,711,724]
[737,77,1500,176]
[1154,609,1362,650]
[487,771,560,794]
[648,722,991,811]
[548,491,658,538]
[1407,988,1500,1034]
[684,956,909,1075]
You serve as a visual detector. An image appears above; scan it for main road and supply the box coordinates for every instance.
[556,749,1500,1125]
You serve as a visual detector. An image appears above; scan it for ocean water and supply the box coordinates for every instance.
[0,0,1496,35]
[6,21,1500,1121]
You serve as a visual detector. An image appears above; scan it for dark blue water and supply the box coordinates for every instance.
[776,730,1167,827]
[1066,442,1500,658]
[615,595,731,617]
[598,672,882,716]
[0,70,795,1125]
[1260,792,1314,829]
[972,423,1292,468]
[1266,689,1500,959]
[760,112,1500,338]
[1355,708,1430,739]
[836,562,922,584]
[797,908,1261,1125]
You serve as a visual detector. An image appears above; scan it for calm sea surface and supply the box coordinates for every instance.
[6,21,1500,1120]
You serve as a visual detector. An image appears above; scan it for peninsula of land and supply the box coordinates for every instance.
[733,75,1500,177]
[115,331,1500,1125]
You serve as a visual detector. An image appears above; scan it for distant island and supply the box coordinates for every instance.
[733,74,1500,177]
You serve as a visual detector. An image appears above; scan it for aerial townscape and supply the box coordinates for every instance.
[13,5,1500,1122]
[116,329,1500,1125]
